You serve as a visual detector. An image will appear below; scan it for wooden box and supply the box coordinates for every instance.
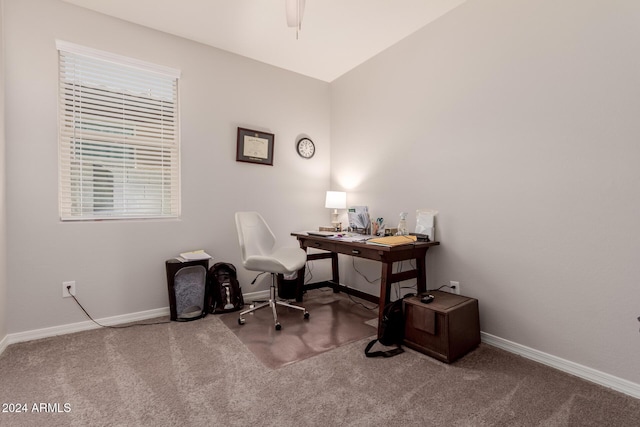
[403,291,480,363]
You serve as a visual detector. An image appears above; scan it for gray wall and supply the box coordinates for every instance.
[0,0,8,342]
[4,0,640,389]
[331,0,640,384]
[4,0,331,333]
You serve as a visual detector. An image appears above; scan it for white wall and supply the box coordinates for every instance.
[4,0,331,333]
[0,0,8,343]
[331,0,640,384]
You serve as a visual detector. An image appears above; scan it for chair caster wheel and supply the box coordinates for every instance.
[304,311,310,319]
[275,323,282,331]
[238,318,245,325]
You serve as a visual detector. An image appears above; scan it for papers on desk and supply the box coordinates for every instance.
[348,206,370,234]
[298,231,372,243]
[416,209,438,241]
[366,235,417,247]
[335,234,373,243]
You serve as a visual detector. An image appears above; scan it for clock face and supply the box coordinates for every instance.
[296,138,315,159]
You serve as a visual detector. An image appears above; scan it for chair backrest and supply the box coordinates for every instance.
[235,212,276,267]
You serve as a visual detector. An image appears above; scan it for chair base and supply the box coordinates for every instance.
[238,274,309,330]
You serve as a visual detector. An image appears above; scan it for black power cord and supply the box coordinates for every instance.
[344,290,378,311]
[68,286,170,329]
[351,257,379,284]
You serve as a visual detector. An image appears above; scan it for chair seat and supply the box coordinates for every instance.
[243,246,307,275]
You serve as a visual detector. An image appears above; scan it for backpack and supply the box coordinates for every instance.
[364,297,407,358]
[207,262,244,314]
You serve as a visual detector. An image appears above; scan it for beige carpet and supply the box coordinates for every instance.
[1,290,640,426]
[218,289,377,369]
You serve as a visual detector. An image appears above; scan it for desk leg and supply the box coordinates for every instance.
[295,265,306,302]
[296,246,307,302]
[294,245,340,301]
[331,252,339,293]
[377,261,394,338]
[415,254,427,294]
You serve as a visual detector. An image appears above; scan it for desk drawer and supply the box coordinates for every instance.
[304,239,336,252]
[333,245,383,261]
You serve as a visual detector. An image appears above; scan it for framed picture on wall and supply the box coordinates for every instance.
[236,127,275,166]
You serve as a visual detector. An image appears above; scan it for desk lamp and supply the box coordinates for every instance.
[325,191,347,231]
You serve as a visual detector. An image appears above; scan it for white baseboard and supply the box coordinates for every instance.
[0,292,275,352]
[3,307,170,348]
[481,332,640,399]
[0,292,269,352]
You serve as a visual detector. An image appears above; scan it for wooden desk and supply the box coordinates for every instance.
[291,233,440,338]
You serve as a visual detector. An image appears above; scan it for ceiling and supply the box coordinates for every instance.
[62,0,466,82]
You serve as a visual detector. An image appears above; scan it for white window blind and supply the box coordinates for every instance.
[57,41,181,220]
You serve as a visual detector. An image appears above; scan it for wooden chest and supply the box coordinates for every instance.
[403,291,480,363]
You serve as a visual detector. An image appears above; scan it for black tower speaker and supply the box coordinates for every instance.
[166,258,209,321]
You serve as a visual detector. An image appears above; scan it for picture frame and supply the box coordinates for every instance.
[236,127,275,166]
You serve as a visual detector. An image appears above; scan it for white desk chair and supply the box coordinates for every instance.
[235,211,309,330]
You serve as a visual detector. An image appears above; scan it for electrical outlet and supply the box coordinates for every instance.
[450,281,460,295]
[62,281,76,298]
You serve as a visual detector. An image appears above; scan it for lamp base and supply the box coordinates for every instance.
[330,211,342,231]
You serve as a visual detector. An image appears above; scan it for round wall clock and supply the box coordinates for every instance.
[296,137,315,159]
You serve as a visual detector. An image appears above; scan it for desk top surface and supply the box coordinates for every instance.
[292,231,440,251]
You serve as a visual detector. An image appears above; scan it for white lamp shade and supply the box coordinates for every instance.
[286,0,306,27]
[325,191,347,209]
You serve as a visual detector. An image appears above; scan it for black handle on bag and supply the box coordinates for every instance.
[364,339,404,358]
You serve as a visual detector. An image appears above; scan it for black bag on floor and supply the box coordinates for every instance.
[364,298,405,358]
[207,262,244,314]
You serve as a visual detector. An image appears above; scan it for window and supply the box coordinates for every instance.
[57,41,180,220]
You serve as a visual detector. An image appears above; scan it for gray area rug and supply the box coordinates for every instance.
[1,290,639,426]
